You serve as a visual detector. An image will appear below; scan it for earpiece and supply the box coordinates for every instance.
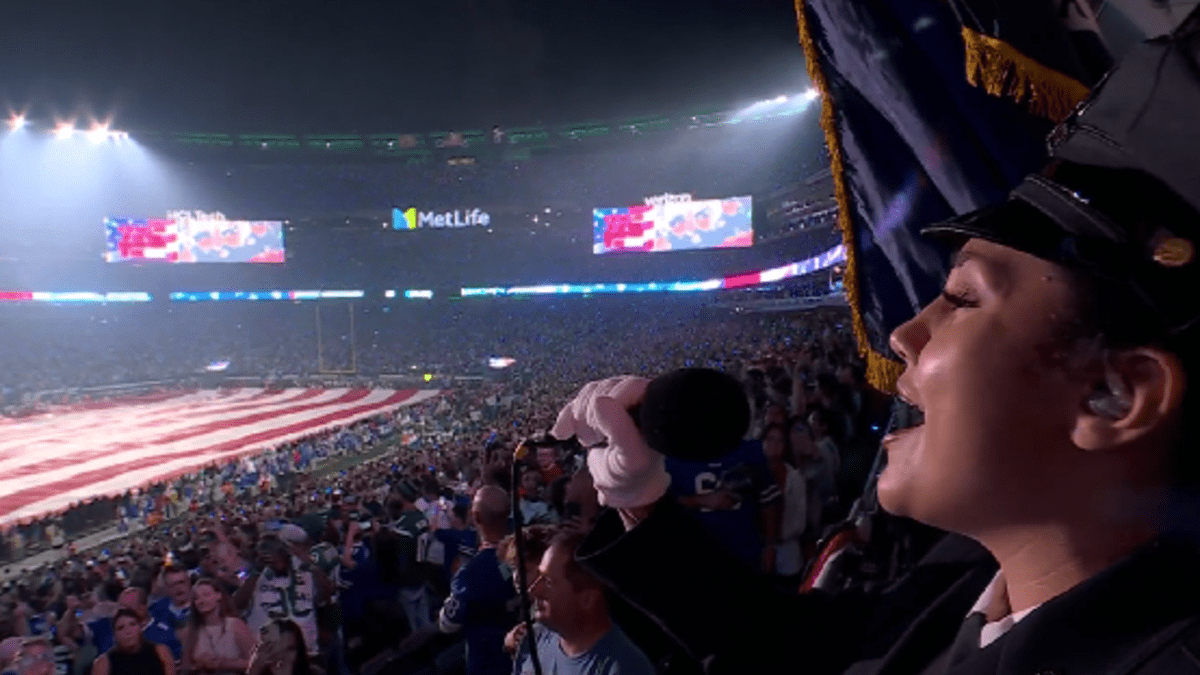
[1087,391,1132,419]
[1087,361,1133,420]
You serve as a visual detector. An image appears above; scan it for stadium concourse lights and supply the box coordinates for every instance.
[86,123,129,143]
[728,89,820,124]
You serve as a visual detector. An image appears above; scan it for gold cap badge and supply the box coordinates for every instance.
[1152,237,1194,267]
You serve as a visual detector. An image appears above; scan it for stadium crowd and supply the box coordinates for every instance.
[0,293,842,405]
[0,302,895,675]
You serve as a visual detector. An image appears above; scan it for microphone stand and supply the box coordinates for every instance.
[511,441,544,675]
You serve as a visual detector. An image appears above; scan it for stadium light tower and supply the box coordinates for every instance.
[87,124,110,144]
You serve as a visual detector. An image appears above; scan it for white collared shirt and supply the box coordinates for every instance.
[969,571,1041,648]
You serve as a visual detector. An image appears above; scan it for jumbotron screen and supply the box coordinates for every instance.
[104,211,285,263]
[592,195,752,255]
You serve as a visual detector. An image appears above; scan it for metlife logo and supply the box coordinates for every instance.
[392,207,491,230]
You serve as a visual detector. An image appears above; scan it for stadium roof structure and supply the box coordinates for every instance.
[132,94,821,163]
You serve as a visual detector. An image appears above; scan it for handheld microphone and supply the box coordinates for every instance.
[629,368,751,462]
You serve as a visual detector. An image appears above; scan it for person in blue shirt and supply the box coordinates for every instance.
[664,438,783,572]
[146,566,192,662]
[431,502,479,598]
[88,587,172,655]
[437,486,520,675]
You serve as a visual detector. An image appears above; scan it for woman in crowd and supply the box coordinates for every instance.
[760,423,807,588]
[246,620,311,675]
[91,608,176,675]
[180,579,255,675]
[795,411,838,540]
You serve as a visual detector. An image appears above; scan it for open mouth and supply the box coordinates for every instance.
[889,394,925,433]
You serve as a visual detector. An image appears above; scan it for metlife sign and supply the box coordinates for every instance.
[393,207,491,230]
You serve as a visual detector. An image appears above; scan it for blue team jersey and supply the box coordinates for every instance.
[339,540,381,624]
[434,528,479,586]
[87,617,114,653]
[147,597,189,660]
[439,548,520,675]
[27,613,52,636]
[665,439,781,569]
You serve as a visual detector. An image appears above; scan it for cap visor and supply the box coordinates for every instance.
[921,198,1071,263]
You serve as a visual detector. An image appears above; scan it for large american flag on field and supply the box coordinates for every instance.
[0,388,440,527]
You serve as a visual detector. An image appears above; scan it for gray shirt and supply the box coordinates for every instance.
[513,624,655,675]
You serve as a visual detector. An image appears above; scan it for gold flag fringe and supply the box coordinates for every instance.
[793,0,903,393]
[961,26,1090,123]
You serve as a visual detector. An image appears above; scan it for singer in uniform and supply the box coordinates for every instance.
[551,17,1200,675]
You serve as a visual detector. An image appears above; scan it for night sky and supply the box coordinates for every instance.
[0,0,809,134]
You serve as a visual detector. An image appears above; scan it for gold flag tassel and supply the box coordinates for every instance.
[793,0,906,393]
[961,26,1091,123]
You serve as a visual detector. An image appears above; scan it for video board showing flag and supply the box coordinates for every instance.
[592,196,752,255]
[105,211,285,263]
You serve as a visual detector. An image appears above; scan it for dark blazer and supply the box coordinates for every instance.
[577,497,1200,675]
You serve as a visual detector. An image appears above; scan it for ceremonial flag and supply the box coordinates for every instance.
[794,0,1111,389]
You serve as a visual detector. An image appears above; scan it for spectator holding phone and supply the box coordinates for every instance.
[430,502,478,600]
[246,620,310,675]
[235,539,321,661]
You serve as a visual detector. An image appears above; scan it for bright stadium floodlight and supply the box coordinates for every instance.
[7,114,25,130]
[87,124,110,144]
[803,88,820,102]
[53,122,75,139]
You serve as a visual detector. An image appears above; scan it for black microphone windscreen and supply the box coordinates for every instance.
[636,368,751,462]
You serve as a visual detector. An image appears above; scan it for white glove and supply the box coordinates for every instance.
[551,376,670,509]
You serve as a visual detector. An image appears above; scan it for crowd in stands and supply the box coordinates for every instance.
[0,302,893,675]
[0,297,833,403]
